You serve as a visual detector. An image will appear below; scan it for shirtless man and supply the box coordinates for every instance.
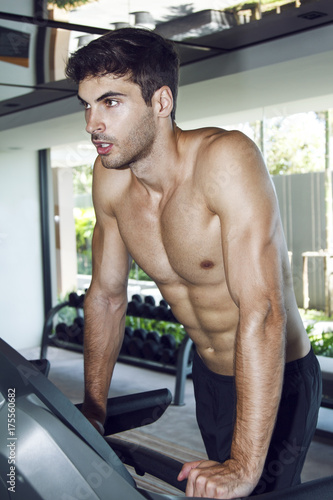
[65,28,321,499]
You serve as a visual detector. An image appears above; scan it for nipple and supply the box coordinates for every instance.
[200,260,214,270]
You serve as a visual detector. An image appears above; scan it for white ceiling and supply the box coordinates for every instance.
[66,0,240,29]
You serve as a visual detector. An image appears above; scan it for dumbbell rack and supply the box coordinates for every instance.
[39,294,193,406]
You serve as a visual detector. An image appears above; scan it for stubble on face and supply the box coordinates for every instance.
[97,106,157,170]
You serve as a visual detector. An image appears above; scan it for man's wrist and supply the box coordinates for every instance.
[228,454,263,486]
[81,401,106,433]
[89,418,105,435]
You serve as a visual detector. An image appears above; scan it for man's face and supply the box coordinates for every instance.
[78,74,157,169]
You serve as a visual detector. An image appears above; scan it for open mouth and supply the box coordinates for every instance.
[94,143,113,155]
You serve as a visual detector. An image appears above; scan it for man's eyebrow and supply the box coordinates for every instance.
[77,94,86,106]
[96,91,126,102]
[77,91,126,106]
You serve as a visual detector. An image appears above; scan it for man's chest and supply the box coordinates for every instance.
[115,191,224,286]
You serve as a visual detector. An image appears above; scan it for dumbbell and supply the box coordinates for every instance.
[160,333,177,365]
[142,331,162,361]
[141,295,156,318]
[120,326,133,354]
[55,323,70,342]
[160,333,176,350]
[68,323,82,343]
[55,322,78,344]
[165,309,178,323]
[68,292,85,308]
[160,347,176,365]
[73,317,85,344]
[127,328,147,358]
[125,326,134,337]
[152,300,170,321]
[127,295,143,316]
[147,330,160,343]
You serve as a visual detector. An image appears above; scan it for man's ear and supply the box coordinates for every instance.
[153,86,173,118]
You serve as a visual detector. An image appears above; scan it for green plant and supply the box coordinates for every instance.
[73,207,95,275]
[49,0,97,10]
[52,293,78,332]
[125,316,186,346]
[129,262,152,281]
[72,164,93,195]
[230,1,300,12]
[309,331,333,357]
[299,309,332,323]
[303,312,333,357]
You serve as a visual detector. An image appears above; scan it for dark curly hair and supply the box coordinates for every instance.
[65,27,180,120]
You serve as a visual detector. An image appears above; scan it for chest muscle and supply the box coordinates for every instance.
[116,190,224,286]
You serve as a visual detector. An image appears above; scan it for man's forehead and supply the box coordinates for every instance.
[80,73,133,90]
[78,73,139,99]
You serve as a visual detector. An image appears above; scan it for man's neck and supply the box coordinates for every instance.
[129,124,185,198]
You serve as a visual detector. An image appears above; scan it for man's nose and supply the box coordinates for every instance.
[85,111,105,135]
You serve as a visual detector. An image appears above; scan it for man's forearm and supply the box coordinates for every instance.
[82,288,127,424]
[231,306,286,483]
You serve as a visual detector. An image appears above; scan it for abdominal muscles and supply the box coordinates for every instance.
[156,279,239,374]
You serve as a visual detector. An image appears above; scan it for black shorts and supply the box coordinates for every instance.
[192,347,322,496]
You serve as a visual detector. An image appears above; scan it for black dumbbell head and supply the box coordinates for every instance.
[74,316,84,328]
[144,295,156,306]
[160,347,175,365]
[124,326,134,337]
[131,294,143,303]
[68,292,85,308]
[127,337,144,358]
[120,335,131,354]
[127,300,143,317]
[160,333,176,349]
[166,309,178,323]
[55,323,70,342]
[141,303,155,318]
[133,328,147,341]
[68,323,81,339]
[146,331,160,343]
[152,305,169,321]
[142,339,161,361]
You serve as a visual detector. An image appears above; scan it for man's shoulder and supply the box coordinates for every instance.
[182,127,255,161]
[92,157,131,215]
[183,127,259,178]
[94,156,131,191]
[183,127,270,211]
[183,126,248,143]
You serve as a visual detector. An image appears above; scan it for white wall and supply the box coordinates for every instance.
[177,48,333,129]
[0,150,45,349]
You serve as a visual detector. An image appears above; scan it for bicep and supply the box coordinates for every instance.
[208,133,285,312]
[90,161,131,297]
[90,216,131,298]
[222,209,284,314]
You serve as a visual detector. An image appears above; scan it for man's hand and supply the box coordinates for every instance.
[177,459,257,499]
[81,405,105,435]
[88,418,105,435]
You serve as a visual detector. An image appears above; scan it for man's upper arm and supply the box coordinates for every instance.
[205,131,285,314]
[89,160,131,298]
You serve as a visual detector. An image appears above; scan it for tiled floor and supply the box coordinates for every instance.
[21,346,333,485]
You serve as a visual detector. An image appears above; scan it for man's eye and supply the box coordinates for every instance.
[105,99,118,107]
[79,101,90,110]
